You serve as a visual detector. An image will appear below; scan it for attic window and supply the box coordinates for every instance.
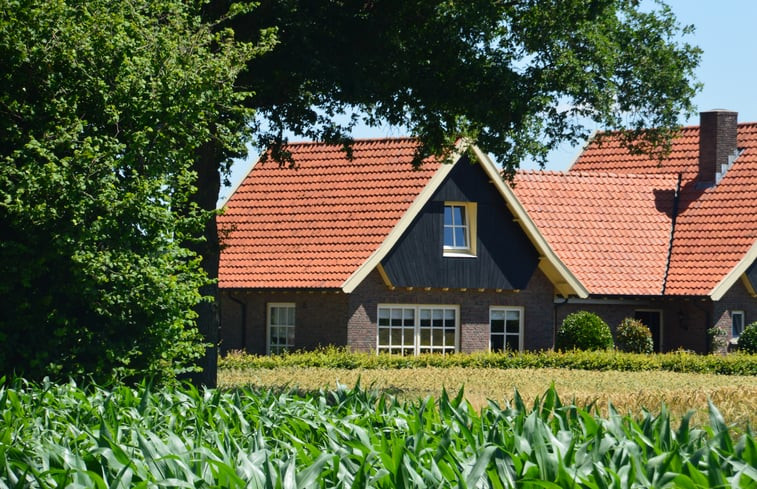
[443,202,476,257]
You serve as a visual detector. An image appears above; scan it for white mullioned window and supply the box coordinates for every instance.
[377,304,459,355]
[732,310,745,337]
[443,202,477,256]
[267,303,295,355]
[489,307,523,352]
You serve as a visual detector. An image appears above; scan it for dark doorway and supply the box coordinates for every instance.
[635,310,662,352]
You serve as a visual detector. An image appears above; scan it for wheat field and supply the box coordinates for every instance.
[220,366,757,427]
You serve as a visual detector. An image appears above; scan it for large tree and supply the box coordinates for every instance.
[0,0,271,383]
[190,0,700,384]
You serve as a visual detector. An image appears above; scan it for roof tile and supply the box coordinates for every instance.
[218,138,439,289]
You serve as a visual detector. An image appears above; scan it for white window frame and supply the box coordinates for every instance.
[489,306,524,352]
[732,310,745,337]
[443,202,477,257]
[267,302,295,355]
[376,304,460,355]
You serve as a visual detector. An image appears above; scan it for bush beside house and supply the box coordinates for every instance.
[555,311,614,351]
[615,318,654,354]
[738,322,757,354]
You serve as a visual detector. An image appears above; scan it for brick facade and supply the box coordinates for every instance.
[219,290,348,355]
[220,271,756,356]
[348,266,556,352]
[712,279,757,352]
[555,297,718,353]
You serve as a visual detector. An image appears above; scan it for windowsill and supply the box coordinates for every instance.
[443,250,477,258]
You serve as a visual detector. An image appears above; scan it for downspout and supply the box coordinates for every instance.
[690,299,712,354]
[661,173,682,295]
[227,293,247,352]
[553,297,570,348]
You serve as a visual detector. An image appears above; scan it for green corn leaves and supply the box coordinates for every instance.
[1,379,755,488]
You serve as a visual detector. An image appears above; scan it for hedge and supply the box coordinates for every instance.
[219,347,757,376]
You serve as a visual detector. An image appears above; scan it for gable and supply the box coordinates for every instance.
[746,260,757,296]
[379,156,540,289]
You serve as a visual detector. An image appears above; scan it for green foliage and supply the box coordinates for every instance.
[616,317,654,353]
[0,0,265,382]
[2,379,755,487]
[738,322,757,354]
[228,1,701,170]
[556,311,614,351]
[219,347,757,376]
[708,326,729,354]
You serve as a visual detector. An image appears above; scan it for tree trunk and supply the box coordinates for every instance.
[188,142,222,388]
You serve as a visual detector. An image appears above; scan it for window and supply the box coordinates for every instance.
[443,202,476,256]
[377,305,458,355]
[732,310,745,337]
[267,303,295,354]
[490,307,523,352]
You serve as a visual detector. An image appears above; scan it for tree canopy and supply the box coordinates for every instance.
[224,0,701,168]
[0,0,701,384]
[0,0,271,382]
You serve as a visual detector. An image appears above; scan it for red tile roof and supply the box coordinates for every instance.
[565,123,757,296]
[218,138,440,288]
[511,171,678,295]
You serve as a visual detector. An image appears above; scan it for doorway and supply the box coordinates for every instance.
[634,310,663,352]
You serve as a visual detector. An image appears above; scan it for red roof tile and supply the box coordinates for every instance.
[218,138,439,289]
[569,123,757,296]
[511,171,678,295]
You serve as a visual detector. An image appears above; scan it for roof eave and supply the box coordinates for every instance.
[709,240,757,301]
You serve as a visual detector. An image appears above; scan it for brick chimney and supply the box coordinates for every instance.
[699,110,739,185]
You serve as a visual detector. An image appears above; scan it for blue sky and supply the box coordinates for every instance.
[221,1,757,200]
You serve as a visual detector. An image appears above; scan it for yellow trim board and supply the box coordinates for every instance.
[711,240,757,300]
[741,274,756,297]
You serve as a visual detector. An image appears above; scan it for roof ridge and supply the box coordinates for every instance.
[518,169,679,180]
[280,136,418,147]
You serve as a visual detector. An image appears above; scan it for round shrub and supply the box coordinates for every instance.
[738,322,757,354]
[615,318,654,353]
[556,311,614,351]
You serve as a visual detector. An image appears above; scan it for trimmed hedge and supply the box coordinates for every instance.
[219,347,757,376]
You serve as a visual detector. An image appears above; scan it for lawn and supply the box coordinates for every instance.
[219,366,757,428]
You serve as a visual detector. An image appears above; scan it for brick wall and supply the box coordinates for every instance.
[219,289,348,355]
[346,267,556,353]
[555,298,711,353]
[712,279,757,352]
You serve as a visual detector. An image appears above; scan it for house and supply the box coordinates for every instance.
[218,110,757,355]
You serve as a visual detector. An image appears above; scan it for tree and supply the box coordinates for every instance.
[190,0,700,383]
[0,0,271,383]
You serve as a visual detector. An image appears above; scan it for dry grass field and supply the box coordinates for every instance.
[220,366,757,428]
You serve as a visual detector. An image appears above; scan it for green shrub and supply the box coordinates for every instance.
[708,326,728,354]
[738,322,757,354]
[219,348,757,375]
[616,318,654,353]
[555,311,614,351]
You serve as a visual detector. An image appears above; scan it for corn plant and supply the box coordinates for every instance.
[0,378,755,488]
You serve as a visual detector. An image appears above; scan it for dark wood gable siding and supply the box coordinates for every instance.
[747,259,757,292]
[380,156,540,289]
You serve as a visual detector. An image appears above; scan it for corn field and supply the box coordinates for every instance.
[1,379,755,488]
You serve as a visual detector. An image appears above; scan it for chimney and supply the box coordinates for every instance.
[699,110,739,185]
